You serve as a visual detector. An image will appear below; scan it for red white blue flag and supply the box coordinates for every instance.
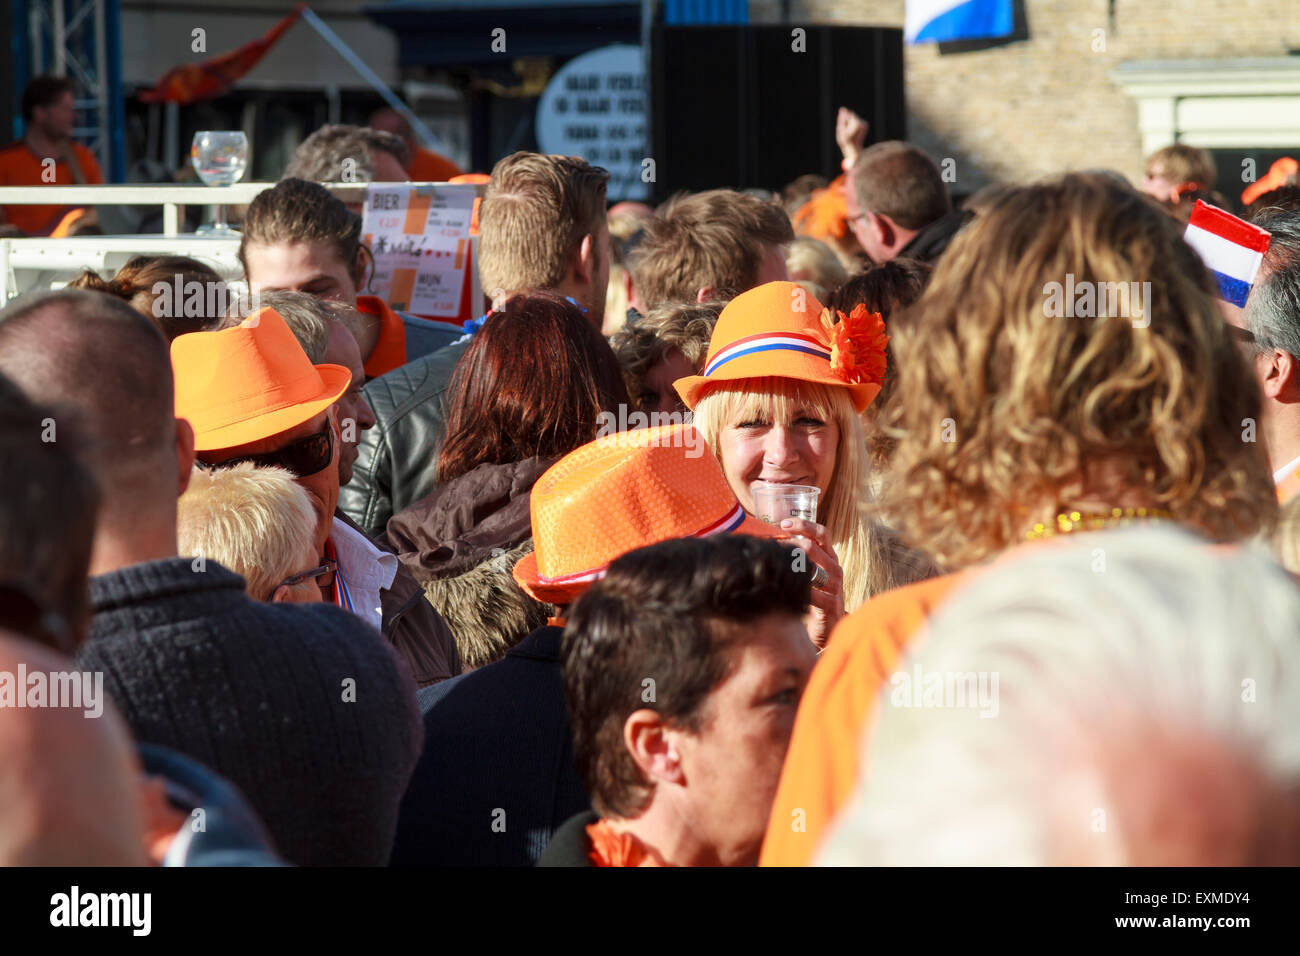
[1184,200,1272,308]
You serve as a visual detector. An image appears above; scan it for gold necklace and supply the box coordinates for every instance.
[1026,507,1174,540]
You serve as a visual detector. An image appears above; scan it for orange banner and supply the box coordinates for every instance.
[139,6,304,104]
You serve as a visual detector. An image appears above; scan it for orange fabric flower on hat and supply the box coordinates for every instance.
[825,304,888,387]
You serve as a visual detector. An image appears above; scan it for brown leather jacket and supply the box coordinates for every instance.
[335,510,461,687]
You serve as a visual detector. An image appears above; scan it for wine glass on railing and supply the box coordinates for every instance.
[191,131,249,235]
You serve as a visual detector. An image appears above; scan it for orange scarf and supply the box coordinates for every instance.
[585,819,673,867]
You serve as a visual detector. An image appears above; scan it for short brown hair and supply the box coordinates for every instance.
[22,75,73,123]
[610,302,720,409]
[880,173,1275,570]
[1146,143,1216,190]
[630,190,794,308]
[562,535,810,818]
[851,141,951,230]
[436,292,628,484]
[282,124,409,183]
[238,179,366,287]
[66,255,228,342]
[477,152,609,298]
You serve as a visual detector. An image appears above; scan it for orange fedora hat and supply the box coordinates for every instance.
[513,423,780,605]
[172,307,352,452]
[674,280,888,413]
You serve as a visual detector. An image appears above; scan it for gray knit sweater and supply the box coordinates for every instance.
[77,558,424,867]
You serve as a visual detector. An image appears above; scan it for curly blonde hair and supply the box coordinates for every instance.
[877,173,1276,570]
[693,376,934,610]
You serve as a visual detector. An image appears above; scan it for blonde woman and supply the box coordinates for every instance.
[675,281,935,646]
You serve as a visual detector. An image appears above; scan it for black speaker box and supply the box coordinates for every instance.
[650,24,905,201]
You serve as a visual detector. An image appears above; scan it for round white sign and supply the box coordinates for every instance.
[536,44,648,201]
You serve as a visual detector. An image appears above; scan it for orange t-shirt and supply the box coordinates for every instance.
[0,140,103,235]
[408,147,463,183]
[759,571,968,867]
[357,294,409,379]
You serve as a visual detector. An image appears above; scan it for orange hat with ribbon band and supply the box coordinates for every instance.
[171,307,351,452]
[673,280,888,413]
[513,423,781,605]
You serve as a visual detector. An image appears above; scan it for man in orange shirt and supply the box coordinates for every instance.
[759,171,1279,866]
[368,108,463,183]
[0,76,104,236]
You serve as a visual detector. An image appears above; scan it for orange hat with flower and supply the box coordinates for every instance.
[673,280,888,413]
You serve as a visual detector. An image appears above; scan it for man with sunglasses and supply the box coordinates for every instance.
[1239,210,1300,501]
[0,290,425,865]
[174,306,460,687]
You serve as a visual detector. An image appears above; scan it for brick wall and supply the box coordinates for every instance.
[748,0,1300,193]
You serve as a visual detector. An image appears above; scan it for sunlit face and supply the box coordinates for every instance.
[714,387,840,516]
[322,322,375,487]
[244,240,362,306]
[639,347,695,416]
[1140,166,1178,203]
[203,410,339,555]
[672,613,816,866]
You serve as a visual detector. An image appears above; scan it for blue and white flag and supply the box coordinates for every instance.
[905,0,1014,45]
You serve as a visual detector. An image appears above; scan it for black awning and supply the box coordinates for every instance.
[363,0,642,67]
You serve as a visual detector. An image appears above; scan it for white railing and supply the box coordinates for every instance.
[0,183,376,237]
[0,182,481,306]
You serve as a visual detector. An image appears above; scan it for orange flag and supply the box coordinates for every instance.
[139,6,304,104]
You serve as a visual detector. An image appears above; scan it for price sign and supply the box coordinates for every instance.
[361,183,476,316]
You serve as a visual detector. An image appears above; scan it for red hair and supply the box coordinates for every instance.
[436,293,629,483]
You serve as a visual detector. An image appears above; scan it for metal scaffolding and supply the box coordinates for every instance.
[18,0,124,180]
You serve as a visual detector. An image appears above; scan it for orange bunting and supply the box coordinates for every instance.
[826,304,888,387]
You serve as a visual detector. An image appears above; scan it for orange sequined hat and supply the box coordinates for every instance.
[673,281,888,413]
[513,424,780,605]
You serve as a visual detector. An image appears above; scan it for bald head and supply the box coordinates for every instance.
[0,631,147,865]
[0,290,183,527]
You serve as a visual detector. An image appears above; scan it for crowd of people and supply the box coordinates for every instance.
[2,88,1300,868]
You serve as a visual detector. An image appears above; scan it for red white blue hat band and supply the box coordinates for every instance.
[534,503,748,587]
[704,332,832,377]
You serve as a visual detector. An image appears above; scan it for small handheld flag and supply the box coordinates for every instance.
[1184,200,1272,308]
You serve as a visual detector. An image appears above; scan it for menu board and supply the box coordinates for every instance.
[361,183,475,317]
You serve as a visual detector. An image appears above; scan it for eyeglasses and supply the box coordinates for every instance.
[278,559,337,591]
[196,426,334,478]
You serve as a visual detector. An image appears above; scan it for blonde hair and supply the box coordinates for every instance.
[880,172,1276,570]
[177,464,318,601]
[692,376,930,609]
[785,237,848,304]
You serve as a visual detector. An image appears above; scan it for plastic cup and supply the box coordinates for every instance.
[750,481,820,525]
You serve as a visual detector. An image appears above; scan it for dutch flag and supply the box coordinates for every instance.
[905,0,1014,44]
[1183,200,1272,308]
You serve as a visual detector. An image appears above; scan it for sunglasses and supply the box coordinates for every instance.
[196,426,334,478]
[279,560,337,591]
